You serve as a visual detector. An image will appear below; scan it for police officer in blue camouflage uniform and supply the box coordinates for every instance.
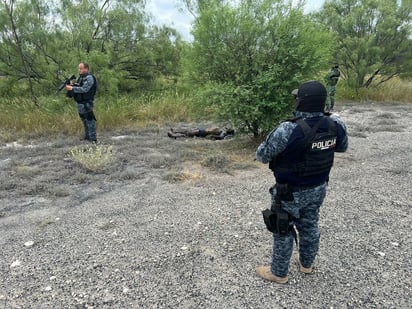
[65,62,97,142]
[256,81,348,284]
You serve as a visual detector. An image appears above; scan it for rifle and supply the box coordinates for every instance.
[57,75,76,93]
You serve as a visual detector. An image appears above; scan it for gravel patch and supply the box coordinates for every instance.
[0,103,411,308]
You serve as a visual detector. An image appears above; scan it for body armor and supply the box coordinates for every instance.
[270,116,337,178]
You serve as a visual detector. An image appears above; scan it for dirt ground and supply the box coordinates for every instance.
[0,102,411,308]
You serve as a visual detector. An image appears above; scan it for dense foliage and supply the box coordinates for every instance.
[0,0,411,136]
[188,0,333,136]
[0,0,184,102]
[316,0,412,89]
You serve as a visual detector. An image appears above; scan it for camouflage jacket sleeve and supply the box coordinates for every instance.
[324,71,333,84]
[330,114,349,152]
[255,122,297,163]
[325,69,340,85]
[73,75,94,94]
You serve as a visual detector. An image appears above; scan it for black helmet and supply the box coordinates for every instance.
[296,81,327,112]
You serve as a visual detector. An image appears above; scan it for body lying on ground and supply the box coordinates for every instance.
[167,127,235,140]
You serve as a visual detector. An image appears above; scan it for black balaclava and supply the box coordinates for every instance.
[296,81,327,112]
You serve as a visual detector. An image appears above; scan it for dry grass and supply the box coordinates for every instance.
[374,112,399,119]
[386,167,410,176]
[21,183,47,196]
[15,165,41,178]
[38,217,56,229]
[69,143,116,172]
[349,131,368,138]
[375,118,397,126]
[370,125,404,133]
[0,130,15,143]
[366,78,412,102]
[48,186,71,197]
[163,169,203,183]
[1,78,411,142]
[111,167,145,181]
[96,220,117,231]
[200,154,230,170]
[338,77,412,103]
[0,93,201,141]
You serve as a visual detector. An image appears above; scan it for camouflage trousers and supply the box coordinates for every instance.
[326,85,337,110]
[270,183,327,277]
[77,102,96,141]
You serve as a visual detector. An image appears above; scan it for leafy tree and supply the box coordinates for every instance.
[0,0,185,102]
[56,0,150,91]
[316,0,412,89]
[0,0,54,104]
[187,0,333,137]
[56,0,185,93]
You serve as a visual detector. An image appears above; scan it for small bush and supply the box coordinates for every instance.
[48,186,71,197]
[96,221,116,231]
[38,217,56,229]
[163,170,203,183]
[370,125,404,133]
[201,154,231,173]
[111,167,145,181]
[375,118,397,126]
[69,143,115,172]
[0,130,15,143]
[375,112,398,119]
[16,165,41,178]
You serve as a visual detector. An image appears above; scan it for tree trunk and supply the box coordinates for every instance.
[5,0,38,105]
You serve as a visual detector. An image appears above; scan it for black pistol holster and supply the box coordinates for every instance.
[262,184,294,236]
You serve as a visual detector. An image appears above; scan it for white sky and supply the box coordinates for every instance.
[147,0,326,41]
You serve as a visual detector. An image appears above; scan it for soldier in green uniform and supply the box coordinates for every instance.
[324,65,340,111]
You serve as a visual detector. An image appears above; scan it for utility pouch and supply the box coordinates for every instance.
[262,207,290,236]
[262,209,277,233]
[262,183,294,235]
[276,208,289,236]
[274,184,293,236]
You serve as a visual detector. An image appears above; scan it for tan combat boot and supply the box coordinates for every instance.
[296,257,314,274]
[256,266,288,284]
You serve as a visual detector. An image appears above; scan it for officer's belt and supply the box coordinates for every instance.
[289,182,326,192]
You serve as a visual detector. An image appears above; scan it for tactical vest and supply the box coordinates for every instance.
[270,116,337,177]
[328,69,340,86]
[74,74,97,102]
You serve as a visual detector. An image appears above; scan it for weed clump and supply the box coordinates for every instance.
[201,154,231,172]
[69,143,115,172]
[163,170,203,183]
